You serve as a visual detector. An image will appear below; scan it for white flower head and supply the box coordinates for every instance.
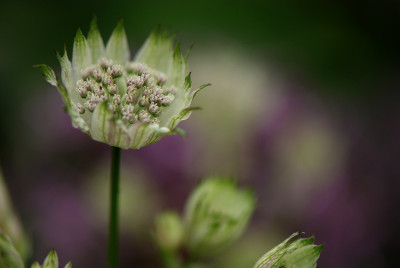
[36,17,210,149]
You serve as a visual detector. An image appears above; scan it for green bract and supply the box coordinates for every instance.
[31,250,71,268]
[253,233,323,268]
[0,169,31,261]
[184,177,256,257]
[0,231,24,268]
[36,17,210,149]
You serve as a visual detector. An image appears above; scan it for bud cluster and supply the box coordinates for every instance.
[75,58,175,126]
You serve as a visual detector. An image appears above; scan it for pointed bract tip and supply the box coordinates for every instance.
[113,19,125,32]
[75,27,84,38]
[151,25,161,36]
[90,14,98,24]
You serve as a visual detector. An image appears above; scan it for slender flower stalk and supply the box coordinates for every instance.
[109,147,121,268]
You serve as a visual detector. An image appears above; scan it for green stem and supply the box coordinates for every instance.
[108,147,121,268]
[161,250,181,268]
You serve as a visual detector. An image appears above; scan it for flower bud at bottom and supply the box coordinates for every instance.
[253,232,324,268]
[183,177,256,257]
[154,212,184,252]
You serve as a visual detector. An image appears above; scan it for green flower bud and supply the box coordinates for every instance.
[31,250,72,268]
[154,212,184,252]
[36,17,210,149]
[183,177,256,257]
[0,231,24,268]
[253,232,323,268]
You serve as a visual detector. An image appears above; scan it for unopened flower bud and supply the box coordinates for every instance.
[99,57,113,68]
[110,64,123,77]
[108,83,117,95]
[92,67,103,81]
[154,212,184,252]
[149,102,160,115]
[253,233,323,268]
[110,94,121,107]
[139,96,148,107]
[184,177,255,257]
[149,117,159,125]
[77,85,87,98]
[138,110,151,123]
[75,103,85,114]
[161,93,174,106]
[102,74,113,85]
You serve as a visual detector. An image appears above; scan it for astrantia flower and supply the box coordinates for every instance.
[36,17,210,149]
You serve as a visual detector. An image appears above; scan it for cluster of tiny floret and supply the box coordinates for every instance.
[74,58,176,126]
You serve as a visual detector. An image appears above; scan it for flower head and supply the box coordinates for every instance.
[36,17,210,149]
[183,177,256,257]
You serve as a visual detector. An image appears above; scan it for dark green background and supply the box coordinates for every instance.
[1,1,399,267]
